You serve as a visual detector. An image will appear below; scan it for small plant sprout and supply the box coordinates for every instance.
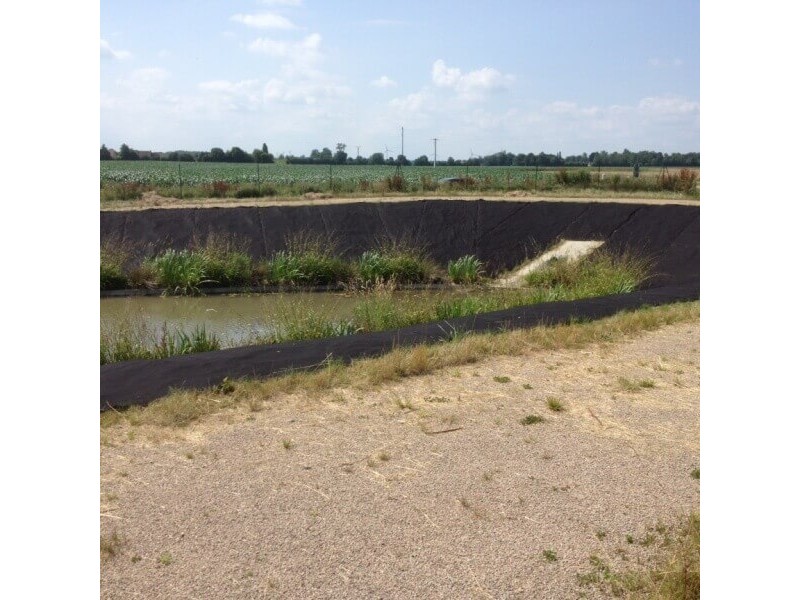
[546,397,565,412]
[493,376,511,383]
[520,414,545,425]
[282,439,295,450]
[543,550,558,562]
[157,552,174,566]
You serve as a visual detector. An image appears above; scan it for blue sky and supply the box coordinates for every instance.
[100,0,699,159]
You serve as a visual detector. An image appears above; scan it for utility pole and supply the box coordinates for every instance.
[401,126,404,162]
[356,145,360,159]
[432,138,438,168]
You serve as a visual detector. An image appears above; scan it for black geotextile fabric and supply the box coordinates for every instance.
[100,282,699,410]
[100,200,699,284]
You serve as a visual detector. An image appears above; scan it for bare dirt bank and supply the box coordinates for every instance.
[100,320,700,599]
[101,193,699,212]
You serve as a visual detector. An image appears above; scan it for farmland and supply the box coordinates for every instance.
[100,161,700,202]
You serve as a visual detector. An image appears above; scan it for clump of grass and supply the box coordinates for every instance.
[546,397,565,412]
[100,319,221,365]
[194,233,254,287]
[522,383,533,390]
[448,255,484,284]
[543,550,558,562]
[100,530,124,562]
[282,439,294,450]
[266,300,359,343]
[520,414,545,425]
[100,241,130,290]
[493,375,511,383]
[356,240,433,284]
[262,232,352,286]
[617,377,656,392]
[525,249,651,296]
[578,514,699,600]
[145,249,208,295]
[691,468,700,480]
[157,551,174,566]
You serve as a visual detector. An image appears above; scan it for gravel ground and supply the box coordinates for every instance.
[100,321,700,599]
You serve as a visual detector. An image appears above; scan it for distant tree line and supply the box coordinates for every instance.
[100,143,275,163]
[101,143,698,167]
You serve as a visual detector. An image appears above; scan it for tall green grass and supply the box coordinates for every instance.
[261,232,352,286]
[356,241,434,284]
[447,255,484,284]
[100,319,220,364]
[524,249,651,295]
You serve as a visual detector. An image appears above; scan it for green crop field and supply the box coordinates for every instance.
[99,161,699,201]
[100,161,681,187]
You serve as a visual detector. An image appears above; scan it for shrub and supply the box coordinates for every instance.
[205,180,232,198]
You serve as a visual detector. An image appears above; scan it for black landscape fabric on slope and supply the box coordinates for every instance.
[100,199,699,409]
[101,200,699,281]
[100,282,699,410]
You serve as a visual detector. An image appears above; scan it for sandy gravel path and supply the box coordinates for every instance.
[100,321,699,599]
[100,193,699,211]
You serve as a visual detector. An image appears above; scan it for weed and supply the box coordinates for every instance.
[131,555,142,564]
[546,397,565,412]
[543,549,558,562]
[596,530,607,540]
[215,377,235,395]
[626,534,635,544]
[157,551,174,566]
[522,383,533,390]
[282,439,295,450]
[579,515,699,600]
[100,531,124,562]
[691,468,700,480]
[493,376,511,383]
[378,451,390,462]
[617,377,656,392]
[520,414,545,425]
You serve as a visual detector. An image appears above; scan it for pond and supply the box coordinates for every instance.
[100,292,367,348]
[100,289,471,350]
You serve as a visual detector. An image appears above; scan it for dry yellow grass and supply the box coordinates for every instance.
[101,301,699,436]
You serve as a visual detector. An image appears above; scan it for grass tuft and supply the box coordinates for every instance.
[520,414,545,425]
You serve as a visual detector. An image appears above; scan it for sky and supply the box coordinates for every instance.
[100,0,699,159]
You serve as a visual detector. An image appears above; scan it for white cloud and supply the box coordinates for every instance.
[231,13,296,30]
[248,33,322,66]
[389,91,430,113]
[118,68,169,97]
[431,59,513,100]
[100,39,131,60]
[638,96,699,117]
[264,77,350,105]
[371,75,397,88]
[198,80,260,93]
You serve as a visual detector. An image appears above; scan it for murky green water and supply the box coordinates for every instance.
[100,289,473,349]
[100,292,366,347]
